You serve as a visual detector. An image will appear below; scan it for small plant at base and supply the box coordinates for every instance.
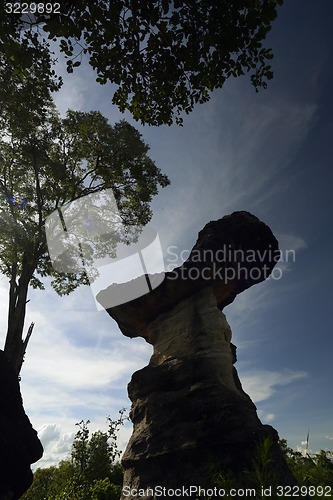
[249,436,278,493]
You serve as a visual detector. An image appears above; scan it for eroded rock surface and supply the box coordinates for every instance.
[97,211,295,498]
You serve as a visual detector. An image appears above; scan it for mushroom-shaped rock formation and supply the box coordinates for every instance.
[97,211,295,498]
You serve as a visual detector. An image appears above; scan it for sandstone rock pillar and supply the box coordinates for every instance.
[97,211,296,498]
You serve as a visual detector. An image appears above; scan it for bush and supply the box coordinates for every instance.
[21,411,127,499]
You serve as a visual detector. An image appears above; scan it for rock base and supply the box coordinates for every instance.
[120,288,295,498]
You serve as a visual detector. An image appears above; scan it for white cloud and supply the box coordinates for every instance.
[258,410,275,423]
[51,52,94,116]
[52,432,74,454]
[33,418,133,469]
[296,445,312,457]
[35,436,74,468]
[18,302,151,426]
[24,327,145,391]
[241,369,308,403]
[273,233,307,274]
[38,423,61,447]
[0,277,9,335]
[36,423,76,466]
[51,51,128,122]
[277,234,307,254]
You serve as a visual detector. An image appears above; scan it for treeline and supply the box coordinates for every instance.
[207,438,333,500]
[22,410,127,500]
[22,418,333,500]
[280,439,333,491]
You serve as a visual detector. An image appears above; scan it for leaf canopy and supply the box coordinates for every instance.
[1,0,283,125]
[0,51,169,296]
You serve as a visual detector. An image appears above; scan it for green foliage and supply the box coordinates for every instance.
[197,438,333,500]
[21,411,127,500]
[206,465,238,493]
[249,436,278,491]
[71,409,128,479]
[22,430,333,500]
[280,439,333,491]
[0,97,169,292]
[0,48,169,371]
[199,437,279,499]
[2,0,284,125]
[89,478,121,500]
[71,420,91,475]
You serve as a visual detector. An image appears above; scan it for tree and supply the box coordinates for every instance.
[71,410,127,483]
[20,466,58,500]
[0,48,169,375]
[21,413,126,499]
[22,464,122,500]
[2,0,283,125]
[280,439,333,488]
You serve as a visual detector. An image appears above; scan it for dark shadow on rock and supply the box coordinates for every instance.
[0,350,43,499]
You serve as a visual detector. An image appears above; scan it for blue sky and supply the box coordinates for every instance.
[1,0,332,467]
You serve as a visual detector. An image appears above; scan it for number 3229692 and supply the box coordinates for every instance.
[5,3,61,14]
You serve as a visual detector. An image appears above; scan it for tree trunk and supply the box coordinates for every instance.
[4,258,36,375]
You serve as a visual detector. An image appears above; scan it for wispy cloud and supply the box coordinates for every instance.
[240,369,308,403]
[275,233,307,273]
[38,423,62,448]
[52,51,129,122]
[139,83,317,276]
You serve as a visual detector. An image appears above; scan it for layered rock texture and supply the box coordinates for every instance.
[0,350,43,499]
[98,211,295,498]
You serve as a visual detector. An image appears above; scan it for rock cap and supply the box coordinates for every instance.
[97,211,279,339]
